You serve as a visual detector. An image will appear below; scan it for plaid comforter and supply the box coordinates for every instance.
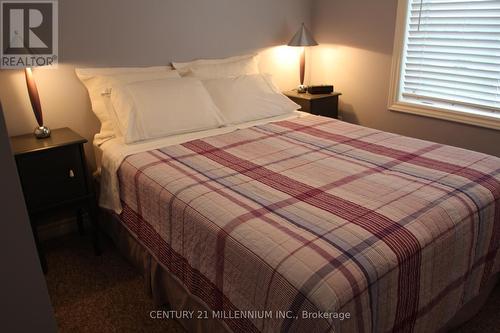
[117,115,500,333]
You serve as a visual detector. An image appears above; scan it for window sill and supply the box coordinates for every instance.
[389,102,500,131]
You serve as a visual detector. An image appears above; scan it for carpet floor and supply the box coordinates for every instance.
[44,233,499,333]
[44,233,184,332]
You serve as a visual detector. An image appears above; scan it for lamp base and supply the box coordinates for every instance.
[34,126,51,139]
[297,85,307,93]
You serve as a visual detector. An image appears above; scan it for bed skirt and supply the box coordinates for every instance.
[100,209,231,333]
[100,209,498,333]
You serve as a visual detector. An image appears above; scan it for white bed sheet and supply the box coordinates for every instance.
[99,111,308,213]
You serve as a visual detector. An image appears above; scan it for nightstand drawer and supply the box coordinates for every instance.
[16,145,87,212]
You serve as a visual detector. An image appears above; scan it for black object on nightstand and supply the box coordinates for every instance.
[284,90,341,119]
[10,127,101,273]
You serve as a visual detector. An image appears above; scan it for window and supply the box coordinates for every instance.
[388,0,500,129]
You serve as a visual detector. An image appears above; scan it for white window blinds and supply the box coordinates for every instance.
[400,0,500,115]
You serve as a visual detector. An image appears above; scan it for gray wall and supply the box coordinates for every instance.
[60,0,310,66]
[0,0,312,169]
[311,0,500,157]
[0,105,57,332]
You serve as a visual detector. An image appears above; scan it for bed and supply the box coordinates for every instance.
[96,111,500,333]
[75,57,500,332]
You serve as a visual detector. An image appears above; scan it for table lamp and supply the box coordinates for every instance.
[25,67,50,139]
[287,23,318,93]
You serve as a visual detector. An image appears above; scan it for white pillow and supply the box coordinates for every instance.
[199,74,300,124]
[110,77,225,144]
[97,71,181,137]
[75,66,177,145]
[172,54,259,78]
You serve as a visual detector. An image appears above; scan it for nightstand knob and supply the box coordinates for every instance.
[69,169,75,178]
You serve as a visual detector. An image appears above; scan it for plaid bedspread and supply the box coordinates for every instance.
[116,115,500,333]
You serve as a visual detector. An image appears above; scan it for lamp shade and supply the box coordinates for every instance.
[287,23,318,47]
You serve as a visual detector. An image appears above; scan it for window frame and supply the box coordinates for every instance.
[388,0,500,130]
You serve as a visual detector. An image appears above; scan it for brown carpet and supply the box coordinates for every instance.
[44,233,185,332]
[44,233,500,333]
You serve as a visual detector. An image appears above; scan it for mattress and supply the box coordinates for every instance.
[109,115,500,332]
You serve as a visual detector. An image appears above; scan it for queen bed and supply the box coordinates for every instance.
[77,56,500,333]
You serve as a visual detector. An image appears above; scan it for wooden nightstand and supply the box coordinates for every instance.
[10,128,101,273]
[284,90,341,119]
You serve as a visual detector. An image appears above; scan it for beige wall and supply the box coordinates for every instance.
[0,0,312,169]
[3,0,498,170]
[310,0,500,157]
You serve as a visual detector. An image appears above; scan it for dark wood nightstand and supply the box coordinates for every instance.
[10,128,101,273]
[284,90,341,119]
